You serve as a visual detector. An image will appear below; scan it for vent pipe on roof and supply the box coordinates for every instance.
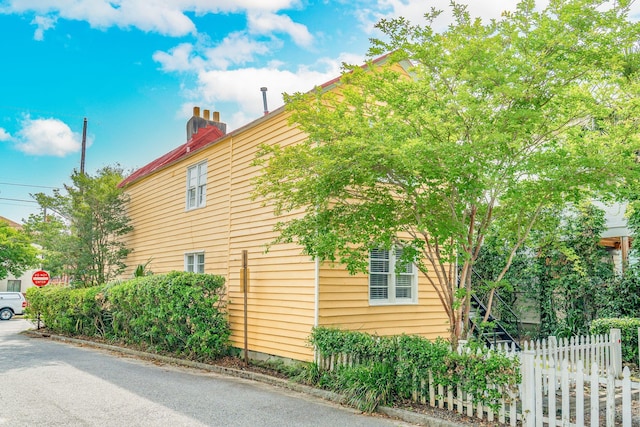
[260,87,269,116]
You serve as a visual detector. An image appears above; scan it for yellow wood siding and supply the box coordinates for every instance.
[317,262,450,339]
[123,111,318,362]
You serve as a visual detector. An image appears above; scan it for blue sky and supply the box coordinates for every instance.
[1,0,638,224]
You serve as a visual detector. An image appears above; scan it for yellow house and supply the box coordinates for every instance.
[120,59,449,362]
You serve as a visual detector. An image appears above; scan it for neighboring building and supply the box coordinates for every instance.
[119,59,450,362]
[598,201,634,274]
[0,216,41,293]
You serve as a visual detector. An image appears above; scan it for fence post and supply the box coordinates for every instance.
[520,349,536,427]
[610,328,622,379]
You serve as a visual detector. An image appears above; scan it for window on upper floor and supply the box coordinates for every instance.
[186,161,207,210]
[369,247,417,305]
[185,251,205,273]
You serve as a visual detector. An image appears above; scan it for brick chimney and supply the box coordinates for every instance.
[186,106,227,141]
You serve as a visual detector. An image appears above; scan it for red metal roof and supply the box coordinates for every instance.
[119,125,225,188]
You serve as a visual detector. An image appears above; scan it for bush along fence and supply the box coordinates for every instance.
[311,327,638,426]
[309,327,521,421]
[25,271,230,361]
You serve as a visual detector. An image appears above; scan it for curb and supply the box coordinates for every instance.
[24,329,466,427]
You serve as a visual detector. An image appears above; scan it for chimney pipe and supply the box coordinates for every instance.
[193,106,200,117]
[203,109,210,120]
[260,87,269,115]
[213,111,220,122]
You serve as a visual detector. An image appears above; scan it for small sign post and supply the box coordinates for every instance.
[32,270,50,287]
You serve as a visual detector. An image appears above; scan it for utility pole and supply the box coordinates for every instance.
[80,117,87,174]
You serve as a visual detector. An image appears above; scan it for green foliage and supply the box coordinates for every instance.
[333,362,396,412]
[26,285,103,336]
[25,165,133,287]
[22,214,69,278]
[133,259,153,277]
[309,327,519,412]
[0,220,38,280]
[596,265,640,318]
[590,318,640,364]
[253,0,640,345]
[25,272,230,360]
[477,202,617,339]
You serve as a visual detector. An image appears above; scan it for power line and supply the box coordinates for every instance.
[0,104,94,122]
[0,197,39,203]
[0,182,60,190]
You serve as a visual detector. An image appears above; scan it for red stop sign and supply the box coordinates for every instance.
[32,270,50,287]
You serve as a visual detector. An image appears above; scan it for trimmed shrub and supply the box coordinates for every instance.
[590,317,640,364]
[25,271,230,361]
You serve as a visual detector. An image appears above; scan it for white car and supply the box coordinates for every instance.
[0,292,27,320]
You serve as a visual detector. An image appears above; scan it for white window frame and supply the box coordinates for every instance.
[186,161,207,210]
[369,247,417,305]
[185,251,205,273]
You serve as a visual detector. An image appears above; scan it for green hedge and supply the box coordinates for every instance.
[590,317,640,364]
[309,327,520,412]
[26,272,230,360]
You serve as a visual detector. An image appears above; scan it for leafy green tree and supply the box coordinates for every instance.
[22,212,70,278]
[253,0,640,345]
[0,220,38,280]
[26,166,133,287]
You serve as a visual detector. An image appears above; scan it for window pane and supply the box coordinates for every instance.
[369,272,388,300]
[186,254,194,272]
[7,280,20,292]
[198,184,206,206]
[396,274,412,298]
[188,188,196,208]
[198,163,207,181]
[370,285,388,300]
[370,248,389,273]
[396,286,411,299]
[370,259,389,273]
[197,254,205,273]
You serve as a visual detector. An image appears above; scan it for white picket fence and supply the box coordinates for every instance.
[315,329,637,426]
[487,329,622,378]
[521,353,640,426]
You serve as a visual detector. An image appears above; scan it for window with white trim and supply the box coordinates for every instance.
[369,247,417,304]
[185,252,205,273]
[186,161,207,210]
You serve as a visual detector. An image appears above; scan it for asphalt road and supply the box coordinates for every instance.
[0,318,412,427]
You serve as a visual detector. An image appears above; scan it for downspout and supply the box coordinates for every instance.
[314,257,319,328]
[314,256,319,364]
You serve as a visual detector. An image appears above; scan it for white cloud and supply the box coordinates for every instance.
[15,117,86,157]
[185,53,363,130]
[31,15,56,41]
[153,43,203,73]
[2,0,305,39]
[247,11,313,47]
[0,128,11,141]
[153,33,272,72]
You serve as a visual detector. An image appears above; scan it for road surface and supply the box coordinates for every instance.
[0,318,412,427]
